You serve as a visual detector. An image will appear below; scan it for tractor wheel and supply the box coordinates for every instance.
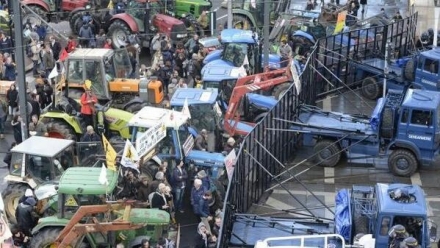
[388,149,418,177]
[23,5,47,25]
[140,159,160,179]
[404,59,415,82]
[108,20,132,49]
[361,77,381,100]
[2,184,29,224]
[30,227,89,247]
[272,83,291,100]
[313,140,341,167]
[225,15,252,30]
[69,12,83,35]
[380,107,394,139]
[125,103,144,113]
[46,121,76,140]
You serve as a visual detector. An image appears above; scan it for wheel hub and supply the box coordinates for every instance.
[396,157,409,170]
[320,148,332,159]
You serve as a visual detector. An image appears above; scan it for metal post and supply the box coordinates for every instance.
[435,6,440,47]
[210,11,216,36]
[383,42,390,98]
[13,0,29,140]
[263,0,270,67]
[227,0,232,28]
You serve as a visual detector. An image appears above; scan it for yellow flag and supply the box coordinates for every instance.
[107,0,114,9]
[333,11,347,35]
[102,134,117,171]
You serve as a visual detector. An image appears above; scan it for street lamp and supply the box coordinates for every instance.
[434,0,440,47]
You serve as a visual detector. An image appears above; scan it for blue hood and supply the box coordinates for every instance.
[186,150,225,168]
[293,30,316,44]
[247,93,277,110]
[204,50,223,65]
[224,119,255,135]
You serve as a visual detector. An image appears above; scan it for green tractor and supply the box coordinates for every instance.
[1,136,77,224]
[30,166,175,247]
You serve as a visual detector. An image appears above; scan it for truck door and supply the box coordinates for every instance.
[375,216,391,247]
[415,57,439,90]
[404,109,435,153]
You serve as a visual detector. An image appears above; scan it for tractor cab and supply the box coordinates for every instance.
[6,137,75,184]
[32,166,173,247]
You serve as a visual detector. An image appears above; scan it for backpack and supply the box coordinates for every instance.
[26,43,33,58]
[186,60,195,74]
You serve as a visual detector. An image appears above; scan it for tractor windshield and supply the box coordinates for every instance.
[222,43,248,67]
[110,49,132,79]
[174,104,220,132]
[9,153,64,182]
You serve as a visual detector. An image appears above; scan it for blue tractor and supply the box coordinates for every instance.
[292,87,440,177]
[351,48,440,100]
[202,29,281,92]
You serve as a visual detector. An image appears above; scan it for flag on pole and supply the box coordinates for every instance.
[121,139,140,172]
[182,98,191,119]
[99,163,109,185]
[102,134,117,171]
[48,66,58,79]
[224,149,237,181]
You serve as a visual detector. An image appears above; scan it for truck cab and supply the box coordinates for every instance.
[128,106,225,179]
[413,48,440,91]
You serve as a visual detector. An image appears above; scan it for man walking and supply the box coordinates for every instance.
[171,159,188,213]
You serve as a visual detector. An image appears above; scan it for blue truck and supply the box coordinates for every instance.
[202,29,281,91]
[243,183,436,247]
[293,87,440,177]
[352,48,440,100]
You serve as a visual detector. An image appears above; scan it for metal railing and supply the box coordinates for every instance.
[217,12,419,247]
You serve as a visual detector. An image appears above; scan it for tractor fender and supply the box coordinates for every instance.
[122,97,146,110]
[110,13,139,33]
[70,7,87,16]
[21,0,50,12]
[4,175,37,189]
[40,112,82,134]
[231,9,258,28]
[31,219,70,235]
[151,155,162,166]
[387,140,421,159]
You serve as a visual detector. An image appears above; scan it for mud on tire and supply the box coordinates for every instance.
[2,184,29,224]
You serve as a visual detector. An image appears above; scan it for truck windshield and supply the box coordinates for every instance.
[174,104,219,132]
[112,49,132,79]
[222,43,248,67]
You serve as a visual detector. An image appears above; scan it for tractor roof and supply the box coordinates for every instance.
[68,48,113,59]
[375,183,427,217]
[171,88,218,106]
[202,65,238,82]
[402,89,440,110]
[57,167,118,195]
[128,106,189,129]
[11,136,74,158]
[221,29,258,43]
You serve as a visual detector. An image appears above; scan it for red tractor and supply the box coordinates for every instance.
[21,0,109,23]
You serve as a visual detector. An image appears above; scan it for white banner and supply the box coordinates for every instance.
[224,149,237,181]
[136,121,166,158]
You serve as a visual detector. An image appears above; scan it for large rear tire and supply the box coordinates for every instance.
[380,108,394,139]
[272,83,291,100]
[2,184,29,224]
[388,149,418,177]
[23,5,47,24]
[69,12,83,35]
[313,140,341,167]
[108,20,132,49]
[46,121,76,140]
[361,77,381,100]
[30,227,89,247]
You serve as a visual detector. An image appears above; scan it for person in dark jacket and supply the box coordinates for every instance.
[194,222,213,248]
[151,183,170,211]
[15,197,38,237]
[6,84,18,116]
[171,159,188,212]
[80,125,101,142]
[194,129,208,151]
[78,21,94,48]
[191,179,205,217]
[11,115,22,144]
[28,93,41,119]
[49,35,61,61]
[3,56,16,81]
[3,142,16,170]
[147,171,166,197]
[137,176,150,206]
[196,170,211,192]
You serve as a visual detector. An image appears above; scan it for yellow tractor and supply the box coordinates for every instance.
[61,48,164,113]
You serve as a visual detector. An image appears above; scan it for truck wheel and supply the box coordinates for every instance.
[273,83,291,100]
[380,107,394,139]
[140,160,159,179]
[108,20,132,49]
[46,121,76,140]
[404,59,415,82]
[361,77,381,100]
[2,184,29,224]
[313,140,341,167]
[388,149,418,177]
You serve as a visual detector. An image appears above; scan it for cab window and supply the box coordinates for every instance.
[85,60,107,99]
[67,60,84,82]
[410,110,432,126]
[423,58,439,74]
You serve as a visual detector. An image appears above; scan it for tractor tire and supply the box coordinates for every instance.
[361,77,381,100]
[225,15,252,30]
[388,149,418,177]
[380,107,394,139]
[313,140,341,167]
[125,103,144,113]
[23,5,47,24]
[108,20,132,49]
[30,227,89,248]
[404,59,415,82]
[46,121,76,140]
[69,12,83,35]
[272,83,291,100]
[140,160,160,178]
[2,184,29,224]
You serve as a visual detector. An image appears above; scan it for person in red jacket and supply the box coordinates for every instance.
[65,36,77,53]
[80,80,97,127]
